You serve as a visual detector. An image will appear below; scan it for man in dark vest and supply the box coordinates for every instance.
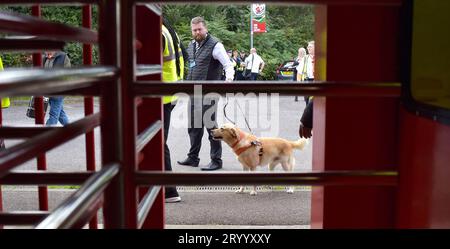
[177,16,234,171]
[44,51,71,126]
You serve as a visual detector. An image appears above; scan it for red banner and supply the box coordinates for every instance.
[252,4,266,33]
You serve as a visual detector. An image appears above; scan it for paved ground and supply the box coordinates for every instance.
[1,95,312,227]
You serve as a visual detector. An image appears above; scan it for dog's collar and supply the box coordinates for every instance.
[231,129,263,157]
[231,130,247,149]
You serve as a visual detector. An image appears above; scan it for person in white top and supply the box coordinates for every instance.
[295,47,307,81]
[303,41,315,104]
[304,41,315,80]
[244,48,265,80]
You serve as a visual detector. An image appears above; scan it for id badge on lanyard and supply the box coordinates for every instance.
[189,59,196,69]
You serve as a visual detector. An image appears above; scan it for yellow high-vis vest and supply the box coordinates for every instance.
[0,57,11,109]
[162,25,184,104]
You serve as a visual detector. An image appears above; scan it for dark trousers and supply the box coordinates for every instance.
[304,78,314,104]
[187,97,222,164]
[249,72,259,81]
[164,102,178,197]
[236,70,245,80]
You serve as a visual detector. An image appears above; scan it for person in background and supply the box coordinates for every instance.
[0,56,9,151]
[231,50,243,80]
[303,41,315,104]
[161,17,185,203]
[244,47,265,81]
[299,98,313,139]
[293,47,307,101]
[44,51,71,126]
[238,51,248,80]
[177,16,234,171]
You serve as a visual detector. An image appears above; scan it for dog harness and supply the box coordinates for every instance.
[231,130,264,158]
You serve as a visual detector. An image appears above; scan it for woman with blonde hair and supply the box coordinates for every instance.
[295,47,307,81]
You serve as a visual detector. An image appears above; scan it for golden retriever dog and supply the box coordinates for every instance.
[211,123,308,196]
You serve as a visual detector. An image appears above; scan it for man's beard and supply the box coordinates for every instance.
[194,33,206,42]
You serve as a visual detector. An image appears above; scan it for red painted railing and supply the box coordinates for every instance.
[0,0,401,229]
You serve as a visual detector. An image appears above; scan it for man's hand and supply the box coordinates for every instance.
[299,123,312,138]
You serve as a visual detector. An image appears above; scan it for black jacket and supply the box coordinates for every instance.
[301,100,313,128]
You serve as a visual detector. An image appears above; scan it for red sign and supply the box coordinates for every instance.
[252,4,266,33]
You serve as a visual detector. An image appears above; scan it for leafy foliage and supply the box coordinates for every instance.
[1,4,313,80]
[163,4,314,80]
[0,6,99,67]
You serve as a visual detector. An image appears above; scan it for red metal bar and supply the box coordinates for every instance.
[35,164,118,229]
[120,0,138,229]
[0,171,92,185]
[0,67,117,98]
[83,4,98,230]
[0,10,97,44]
[133,82,401,97]
[31,4,48,212]
[98,0,125,229]
[135,0,402,5]
[0,127,60,138]
[135,171,399,186]
[52,85,101,96]
[0,211,49,226]
[0,113,100,178]
[135,5,164,229]
[0,38,65,52]
[0,97,3,226]
[1,0,98,4]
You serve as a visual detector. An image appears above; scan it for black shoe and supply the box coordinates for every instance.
[201,161,222,171]
[165,187,181,203]
[177,157,199,167]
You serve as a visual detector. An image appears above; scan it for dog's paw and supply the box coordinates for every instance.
[286,187,294,194]
[250,190,258,196]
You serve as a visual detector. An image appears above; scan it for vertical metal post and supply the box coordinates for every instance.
[82,4,98,229]
[0,97,3,229]
[250,4,254,49]
[32,4,48,212]
[98,0,125,228]
[120,0,138,228]
[135,6,164,229]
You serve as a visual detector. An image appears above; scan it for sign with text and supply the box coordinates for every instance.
[252,4,266,33]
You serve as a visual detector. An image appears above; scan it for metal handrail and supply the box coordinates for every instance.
[135,171,398,186]
[144,4,162,16]
[0,67,118,97]
[136,0,402,6]
[133,81,401,97]
[0,38,65,52]
[0,113,100,178]
[0,171,92,185]
[0,126,60,139]
[136,120,162,152]
[0,10,97,43]
[136,64,161,77]
[0,211,50,226]
[35,163,119,229]
[137,186,161,229]
[0,0,99,4]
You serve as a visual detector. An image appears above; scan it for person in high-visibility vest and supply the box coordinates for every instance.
[0,56,9,150]
[299,97,313,139]
[162,17,185,203]
[0,56,11,109]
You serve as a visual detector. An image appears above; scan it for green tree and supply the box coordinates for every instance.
[1,4,314,80]
[162,4,314,80]
[0,6,99,67]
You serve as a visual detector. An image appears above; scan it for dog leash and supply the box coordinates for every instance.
[223,96,254,134]
[224,97,263,162]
